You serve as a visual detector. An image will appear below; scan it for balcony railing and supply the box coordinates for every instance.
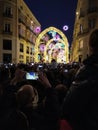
[26,38,35,45]
[87,7,98,14]
[19,34,25,40]
[77,28,89,37]
[18,18,26,25]
[3,13,13,18]
[3,31,13,35]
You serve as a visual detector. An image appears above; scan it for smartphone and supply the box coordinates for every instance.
[64,69,68,72]
[26,71,39,80]
[5,65,8,68]
[38,65,43,68]
[37,65,43,71]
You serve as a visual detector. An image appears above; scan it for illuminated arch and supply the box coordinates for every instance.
[44,38,68,62]
[35,26,69,63]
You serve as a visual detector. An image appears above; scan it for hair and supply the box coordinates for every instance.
[89,29,98,53]
[16,84,38,107]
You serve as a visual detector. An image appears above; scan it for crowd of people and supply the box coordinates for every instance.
[0,29,98,130]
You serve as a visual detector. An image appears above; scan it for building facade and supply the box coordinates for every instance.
[71,0,98,62]
[0,0,41,64]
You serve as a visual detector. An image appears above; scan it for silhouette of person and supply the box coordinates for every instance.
[62,29,98,130]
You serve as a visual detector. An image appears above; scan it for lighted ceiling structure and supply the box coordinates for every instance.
[35,26,69,63]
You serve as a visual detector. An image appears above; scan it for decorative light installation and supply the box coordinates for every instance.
[34,26,41,33]
[48,30,56,37]
[44,36,49,41]
[63,25,69,31]
[39,44,45,52]
[53,34,60,41]
[35,26,69,63]
[42,35,49,41]
[48,43,54,49]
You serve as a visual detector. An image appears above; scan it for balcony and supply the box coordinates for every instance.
[87,7,98,14]
[3,13,13,18]
[18,18,26,25]
[77,28,89,37]
[2,31,13,35]
[19,34,25,40]
[26,26,36,35]
[26,38,35,45]
[20,49,23,52]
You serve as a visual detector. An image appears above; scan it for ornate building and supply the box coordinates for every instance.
[0,0,41,63]
[71,0,98,62]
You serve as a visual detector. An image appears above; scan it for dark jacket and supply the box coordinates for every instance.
[20,87,60,130]
[62,54,98,130]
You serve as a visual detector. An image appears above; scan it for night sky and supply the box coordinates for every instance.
[24,0,78,46]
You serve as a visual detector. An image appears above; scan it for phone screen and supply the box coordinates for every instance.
[64,69,68,72]
[26,72,38,80]
[37,65,43,71]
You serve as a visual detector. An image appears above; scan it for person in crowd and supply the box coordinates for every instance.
[16,84,39,109]
[50,59,58,70]
[0,82,29,130]
[55,84,68,107]
[16,74,60,130]
[0,66,10,82]
[61,29,98,130]
[2,29,98,130]
[7,64,28,96]
[10,66,26,86]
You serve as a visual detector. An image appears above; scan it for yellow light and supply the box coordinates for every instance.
[35,26,69,63]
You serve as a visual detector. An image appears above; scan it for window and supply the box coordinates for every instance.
[30,34,33,42]
[88,19,96,29]
[30,57,33,62]
[80,24,83,33]
[19,55,24,59]
[79,55,82,63]
[3,53,12,63]
[26,56,29,63]
[88,0,96,8]
[30,48,32,55]
[30,25,33,30]
[19,25,26,37]
[79,40,83,49]
[4,6,12,16]
[79,8,85,18]
[20,43,24,52]
[88,0,97,13]
[4,24,11,32]
[3,39,12,50]
[26,46,29,54]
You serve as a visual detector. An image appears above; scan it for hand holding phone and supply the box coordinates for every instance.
[26,71,39,80]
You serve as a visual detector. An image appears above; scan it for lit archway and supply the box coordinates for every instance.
[35,26,69,63]
[44,38,68,63]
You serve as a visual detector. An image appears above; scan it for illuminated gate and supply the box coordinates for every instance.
[35,27,69,63]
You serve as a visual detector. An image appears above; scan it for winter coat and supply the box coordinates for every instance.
[62,54,98,130]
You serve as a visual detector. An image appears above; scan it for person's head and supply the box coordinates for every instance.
[16,84,38,108]
[89,29,98,55]
[51,59,57,69]
[55,84,68,105]
[51,59,56,63]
